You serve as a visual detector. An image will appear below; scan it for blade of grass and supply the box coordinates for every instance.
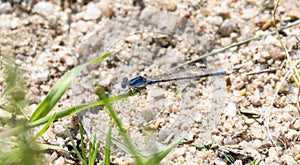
[145,136,185,165]
[246,158,261,165]
[223,153,235,164]
[65,126,87,165]
[88,135,100,165]
[110,136,146,159]
[174,84,188,97]
[29,63,87,122]
[96,87,144,164]
[31,112,57,142]
[79,123,87,163]
[29,88,142,128]
[29,53,111,122]
[104,126,112,165]
[0,88,142,138]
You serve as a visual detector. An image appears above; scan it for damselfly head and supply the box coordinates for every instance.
[121,77,129,89]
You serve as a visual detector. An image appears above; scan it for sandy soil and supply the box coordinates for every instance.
[1,0,300,164]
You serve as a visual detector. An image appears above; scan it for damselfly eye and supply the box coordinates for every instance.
[121,77,129,89]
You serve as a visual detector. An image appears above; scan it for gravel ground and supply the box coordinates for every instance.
[1,0,300,164]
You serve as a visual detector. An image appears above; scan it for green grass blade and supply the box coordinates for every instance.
[96,87,144,164]
[110,137,136,156]
[89,135,100,165]
[29,53,111,122]
[246,158,261,165]
[65,126,87,165]
[146,136,185,165]
[223,153,235,164]
[30,88,141,127]
[31,112,57,142]
[104,126,112,165]
[29,63,87,122]
[174,84,188,96]
[0,87,141,138]
[88,53,111,65]
[79,123,87,163]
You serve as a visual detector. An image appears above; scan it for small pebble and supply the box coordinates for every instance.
[268,147,282,161]
[245,118,255,125]
[292,119,300,130]
[99,74,113,87]
[241,8,256,19]
[53,156,65,165]
[176,156,185,163]
[173,148,186,157]
[84,2,101,20]
[40,84,50,93]
[252,140,262,149]
[165,0,177,11]
[285,129,299,140]
[50,151,58,161]
[281,154,297,165]
[32,1,54,17]
[224,102,237,117]
[53,123,68,138]
[124,34,141,44]
[0,2,12,14]
[280,113,293,122]
[147,88,165,99]
[188,146,196,154]
[219,19,237,37]
[250,96,262,106]
[220,37,232,46]
[98,1,114,17]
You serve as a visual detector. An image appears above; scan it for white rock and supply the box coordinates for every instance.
[281,154,297,165]
[265,35,278,46]
[148,88,165,99]
[242,8,255,19]
[0,2,12,14]
[252,140,262,149]
[98,1,114,17]
[224,102,237,117]
[35,69,50,82]
[53,156,65,165]
[192,112,202,122]
[188,146,196,154]
[173,147,186,157]
[84,2,101,20]
[33,1,54,17]
[220,37,232,46]
[292,119,300,129]
[285,129,299,140]
[268,147,281,161]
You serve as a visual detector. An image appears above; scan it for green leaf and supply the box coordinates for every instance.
[145,136,185,165]
[246,158,261,165]
[97,87,144,164]
[29,53,111,122]
[79,123,87,163]
[31,112,57,142]
[104,126,112,165]
[89,137,100,165]
[29,63,87,122]
[223,153,235,164]
[174,84,188,96]
[65,126,87,165]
